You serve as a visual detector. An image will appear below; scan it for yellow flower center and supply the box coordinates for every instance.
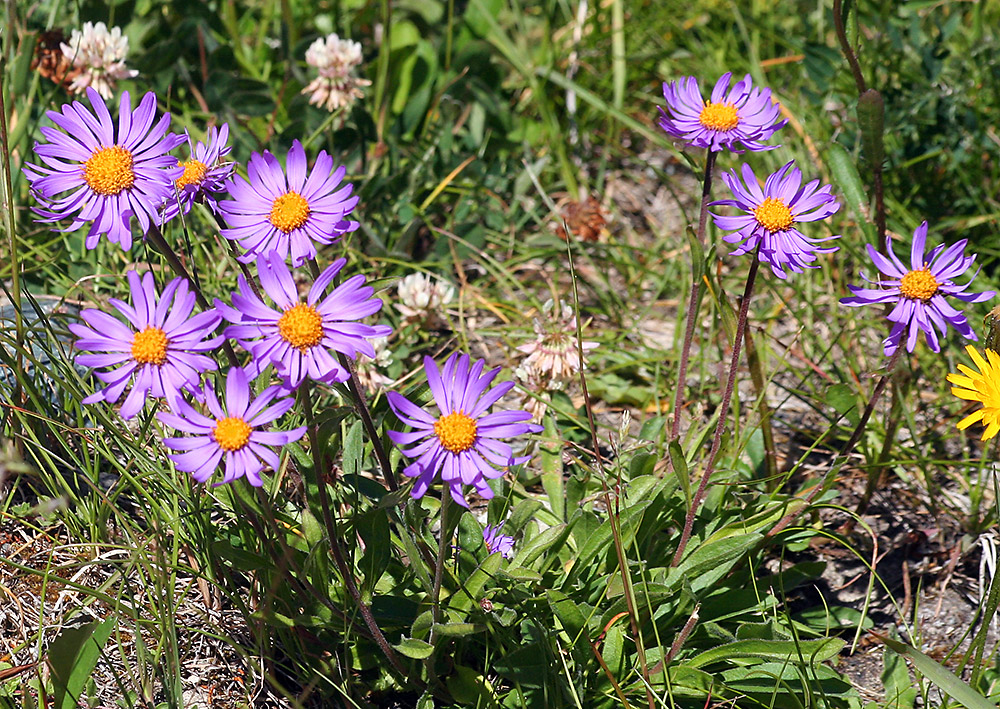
[277,303,324,351]
[176,159,208,188]
[212,416,252,452]
[83,145,135,196]
[130,326,169,366]
[698,102,740,132]
[268,191,311,233]
[434,410,478,453]
[899,268,939,301]
[753,197,794,233]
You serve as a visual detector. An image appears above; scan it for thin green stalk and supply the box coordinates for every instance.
[744,323,779,487]
[766,346,904,541]
[0,48,24,449]
[300,383,407,680]
[855,365,905,517]
[672,244,761,567]
[305,258,398,492]
[670,150,716,443]
[144,223,240,368]
[566,235,656,709]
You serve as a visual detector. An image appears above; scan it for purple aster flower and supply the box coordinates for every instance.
[386,353,543,508]
[658,72,787,152]
[218,139,359,266]
[162,123,235,224]
[158,366,306,486]
[68,271,224,419]
[710,160,841,278]
[23,87,185,251]
[840,222,996,355]
[215,252,391,390]
[483,522,515,559]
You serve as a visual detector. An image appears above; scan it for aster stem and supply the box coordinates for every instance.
[144,222,240,368]
[305,258,399,492]
[671,243,761,567]
[670,150,716,443]
[299,383,408,679]
[765,347,903,541]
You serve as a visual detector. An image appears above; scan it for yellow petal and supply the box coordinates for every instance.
[957,409,985,430]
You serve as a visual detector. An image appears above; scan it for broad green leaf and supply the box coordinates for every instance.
[449,552,503,612]
[394,637,435,660]
[47,617,116,709]
[670,532,762,593]
[566,500,651,583]
[539,417,565,521]
[433,622,482,637]
[511,522,572,569]
[876,634,995,709]
[684,637,845,670]
[827,143,871,233]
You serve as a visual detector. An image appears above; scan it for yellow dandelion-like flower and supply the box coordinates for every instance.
[947,345,1000,440]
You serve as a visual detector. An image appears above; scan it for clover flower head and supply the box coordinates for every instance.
[483,522,515,559]
[219,139,359,266]
[396,273,456,326]
[710,160,841,278]
[658,72,786,153]
[387,353,542,508]
[68,271,223,419]
[215,252,391,390]
[840,222,995,355]
[60,22,138,99]
[516,299,598,383]
[23,88,185,250]
[162,123,235,224]
[949,345,1000,441]
[158,367,306,487]
[301,33,371,113]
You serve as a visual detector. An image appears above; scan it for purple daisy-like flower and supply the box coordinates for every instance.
[68,271,224,419]
[386,353,543,508]
[158,366,306,486]
[483,522,515,559]
[215,252,391,390]
[710,160,841,278]
[23,87,185,250]
[840,222,996,355]
[162,123,235,224]
[658,72,787,153]
[218,139,359,266]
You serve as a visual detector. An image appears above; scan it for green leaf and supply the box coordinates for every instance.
[567,499,652,583]
[433,622,482,636]
[47,617,116,709]
[540,416,565,521]
[827,382,861,427]
[668,440,691,503]
[394,637,435,659]
[342,419,364,476]
[511,522,572,569]
[357,509,391,596]
[876,633,995,709]
[827,143,871,234]
[683,637,844,670]
[449,552,503,612]
[670,532,762,593]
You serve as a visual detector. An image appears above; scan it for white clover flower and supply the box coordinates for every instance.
[301,33,371,112]
[516,299,598,383]
[60,22,138,99]
[395,273,456,326]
